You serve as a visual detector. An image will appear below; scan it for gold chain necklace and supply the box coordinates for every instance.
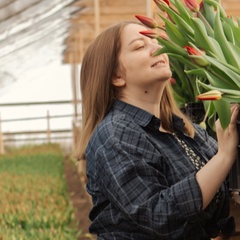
[172,133,205,170]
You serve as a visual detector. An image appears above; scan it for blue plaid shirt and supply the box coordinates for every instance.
[86,100,231,240]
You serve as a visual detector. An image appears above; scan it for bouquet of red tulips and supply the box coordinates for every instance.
[136,0,240,130]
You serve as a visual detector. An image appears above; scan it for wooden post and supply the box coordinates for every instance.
[79,24,84,63]
[47,110,51,143]
[0,113,5,154]
[94,0,100,37]
[71,63,78,124]
[70,32,80,147]
[146,0,152,18]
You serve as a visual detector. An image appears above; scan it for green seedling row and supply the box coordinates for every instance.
[0,144,82,240]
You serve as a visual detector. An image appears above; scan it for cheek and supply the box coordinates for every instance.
[120,58,136,75]
[163,54,169,63]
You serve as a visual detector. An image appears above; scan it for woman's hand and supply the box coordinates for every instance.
[196,104,239,209]
[216,104,239,162]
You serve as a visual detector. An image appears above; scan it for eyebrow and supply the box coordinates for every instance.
[128,37,144,46]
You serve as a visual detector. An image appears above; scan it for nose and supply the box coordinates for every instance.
[151,43,162,56]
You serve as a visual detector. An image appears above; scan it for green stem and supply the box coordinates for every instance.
[157,26,166,31]
[203,103,210,122]
[169,6,179,15]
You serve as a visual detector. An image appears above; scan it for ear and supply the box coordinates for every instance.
[112,76,126,87]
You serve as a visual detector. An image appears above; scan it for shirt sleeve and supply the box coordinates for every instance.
[92,121,207,238]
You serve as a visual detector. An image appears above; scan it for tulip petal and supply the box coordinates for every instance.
[135,15,159,28]
[188,55,210,67]
[184,0,200,12]
[197,90,222,100]
[154,0,170,12]
[139,30,159,39]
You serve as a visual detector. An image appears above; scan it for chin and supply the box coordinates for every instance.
[162,70,172,80]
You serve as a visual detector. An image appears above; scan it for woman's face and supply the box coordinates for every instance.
[115,24,172,95]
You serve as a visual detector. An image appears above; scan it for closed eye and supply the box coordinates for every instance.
[136,45,145,50]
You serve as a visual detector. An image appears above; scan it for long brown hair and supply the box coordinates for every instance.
[74,21,194,160]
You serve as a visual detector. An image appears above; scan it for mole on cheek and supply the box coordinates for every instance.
[144,90,148,94]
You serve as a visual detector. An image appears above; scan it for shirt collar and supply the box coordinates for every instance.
[113,99,153,127]
[113,99,185,133]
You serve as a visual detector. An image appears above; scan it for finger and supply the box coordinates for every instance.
[229,105,240,126]
[215,117,222,132]
[230,104,239,114]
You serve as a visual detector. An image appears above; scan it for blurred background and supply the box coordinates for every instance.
[0,0,239,153]
[0,0,149,153]
[1,1,240,239]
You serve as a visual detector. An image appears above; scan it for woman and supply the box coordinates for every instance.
[75,21,239,239]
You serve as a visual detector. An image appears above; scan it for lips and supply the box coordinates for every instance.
[151,60,166,67]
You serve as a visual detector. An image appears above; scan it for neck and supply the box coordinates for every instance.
[119,90,164,118]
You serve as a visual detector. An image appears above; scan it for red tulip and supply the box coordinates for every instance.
[184,46,210,66]
[169,78,176,85]
[139,30,159,39]
[185,46,202,55]
[184,0,200,12]
[199,1,203,10]
[135,15,159,29]
[159,31,169,40]
[197,90,222,100]
[154,0,170,11]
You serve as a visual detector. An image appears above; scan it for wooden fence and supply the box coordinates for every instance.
[0,100,81,154]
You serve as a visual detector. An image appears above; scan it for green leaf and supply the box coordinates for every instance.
[207,101,217,132]
[191,17,226,61]
[172,89,188,107]
[158,8,194,37]
[222,22,235,44]
[213,98,231,129]
[206,55,240,74]
[196,80,240,96]
[214,8,239,68]
[167,53,200,68]
[204,0,227,17]
[202,1,216,28]
[172,0,192,25]
[204,56,240,88]
[170,58,197,102]
[186,68,239,90]
[222,95,240,103]
[228,42,240,66]
[165,20,188,46]
[237,17,240,26]
[223,17,240,47]
[155,38,188,56]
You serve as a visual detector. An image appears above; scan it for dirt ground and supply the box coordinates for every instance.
[64,156,96,240]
